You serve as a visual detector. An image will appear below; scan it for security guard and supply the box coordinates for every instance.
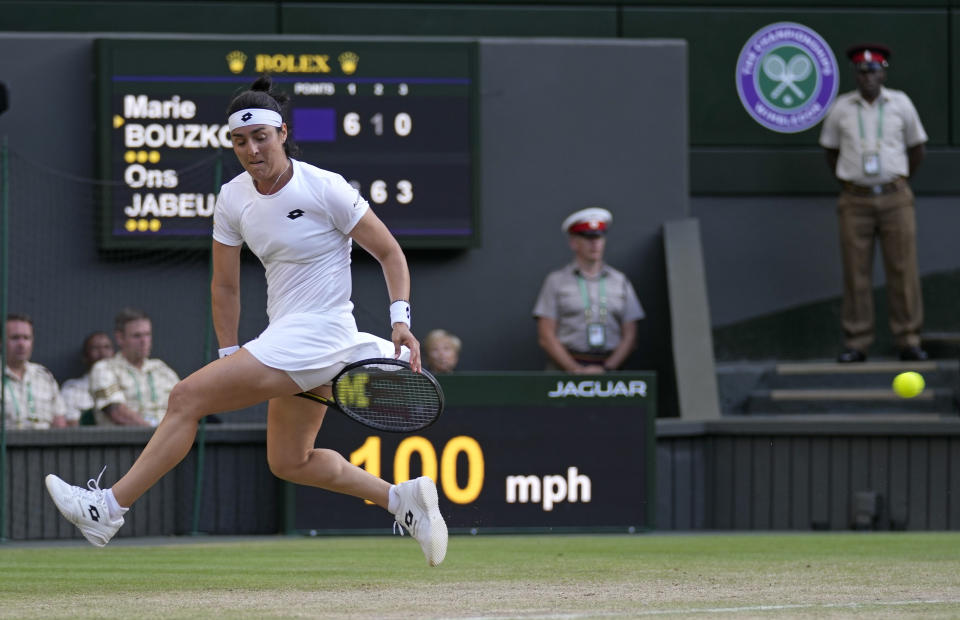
[532,207,644,373]
[819,43,928,362]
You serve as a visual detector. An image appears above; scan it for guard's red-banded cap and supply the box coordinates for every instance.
[847,43,891,69]
[561,207,612,237]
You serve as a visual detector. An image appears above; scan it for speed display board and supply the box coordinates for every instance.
[293,372,656,533]
[96,38,477,249]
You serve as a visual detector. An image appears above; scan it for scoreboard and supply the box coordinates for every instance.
[96,38,478,249]
[294,372,657,533]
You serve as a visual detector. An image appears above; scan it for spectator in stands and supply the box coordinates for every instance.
[820,43,928,363]
[423,329,461,374]
[533,207,644,374]
[60,331,115,426]
[89,308,179,427]
[3,313,67,429]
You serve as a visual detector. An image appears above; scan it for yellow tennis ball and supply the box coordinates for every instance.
[892,371,924,398]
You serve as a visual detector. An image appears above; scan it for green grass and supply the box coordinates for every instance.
[2,533,960,618]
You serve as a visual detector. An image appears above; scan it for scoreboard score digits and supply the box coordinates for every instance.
[96,39,478,249]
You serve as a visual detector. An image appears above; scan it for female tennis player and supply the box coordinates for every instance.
[45,76,447,566]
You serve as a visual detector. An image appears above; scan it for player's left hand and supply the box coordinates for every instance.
[392,323,421,373]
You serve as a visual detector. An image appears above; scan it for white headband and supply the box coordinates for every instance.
[228,108,283,131]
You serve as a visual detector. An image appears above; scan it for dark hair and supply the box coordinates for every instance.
[6,313,32,325]
[227,75,300,157]
[80,331,112,370]
[82,330,111,351]
[114,307,150,333]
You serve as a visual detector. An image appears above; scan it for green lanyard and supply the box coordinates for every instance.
[125,367,157,412]
[857,99,884,145]
[576,273,607,321]
[3,374,35,423]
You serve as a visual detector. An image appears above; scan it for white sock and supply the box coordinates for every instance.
[104,488,129,520]
[387,485,400,514]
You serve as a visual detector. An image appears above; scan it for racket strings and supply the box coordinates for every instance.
[336,363,442,432]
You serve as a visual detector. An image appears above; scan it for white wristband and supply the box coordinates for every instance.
[218,345,239,358]
[390,300,411,328]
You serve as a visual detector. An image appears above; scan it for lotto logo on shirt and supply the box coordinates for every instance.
[735,22,839,133]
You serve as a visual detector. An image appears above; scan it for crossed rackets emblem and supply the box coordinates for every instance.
[762,53,812,104]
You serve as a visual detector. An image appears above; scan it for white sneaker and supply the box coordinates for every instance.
[45,468,124,547]
[393,476,448,566]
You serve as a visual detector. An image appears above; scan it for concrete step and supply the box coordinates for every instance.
[717,359,960,416]
[744,386,954,415]
[920,332,960,358]
[768,360,958,389]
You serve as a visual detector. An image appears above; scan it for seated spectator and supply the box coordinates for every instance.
[423,329,461,374]
[89,308,179,427]
[3,313,67,429]
[60,331,115,426]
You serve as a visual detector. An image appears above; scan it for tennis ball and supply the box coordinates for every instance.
[892,371,925,398]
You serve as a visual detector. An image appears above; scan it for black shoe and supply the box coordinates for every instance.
[899,346,929,361]
[837,348,867,363]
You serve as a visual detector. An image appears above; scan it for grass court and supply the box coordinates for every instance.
[1,532,959,619]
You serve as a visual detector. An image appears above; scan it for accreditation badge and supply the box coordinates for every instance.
[863,152,881,176]
[587,323,606,350]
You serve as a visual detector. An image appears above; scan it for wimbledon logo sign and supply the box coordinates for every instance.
[735,22,839,133]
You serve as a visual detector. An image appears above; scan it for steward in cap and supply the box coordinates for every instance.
[819,41,929,363]
[533,206,644,373]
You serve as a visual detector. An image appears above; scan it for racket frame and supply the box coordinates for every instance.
[293,358,444,432]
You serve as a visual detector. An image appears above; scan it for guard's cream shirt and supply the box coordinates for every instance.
[90,353,179,426]
[532,262,645,353]
[819,86,927,185]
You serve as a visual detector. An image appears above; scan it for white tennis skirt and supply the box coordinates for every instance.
[243,310,409,390]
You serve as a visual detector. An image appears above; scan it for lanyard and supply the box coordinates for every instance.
[857,99,884,145]
[3,374,35,423]
[576,273,607,320]
[125,367,158,412]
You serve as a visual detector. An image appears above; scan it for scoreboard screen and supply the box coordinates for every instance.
[96,38,478,249]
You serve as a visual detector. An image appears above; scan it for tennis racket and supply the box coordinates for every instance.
[294,358,444,432]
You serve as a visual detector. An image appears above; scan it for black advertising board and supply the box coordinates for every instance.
[293,372,656,533]
[96,38,478,249]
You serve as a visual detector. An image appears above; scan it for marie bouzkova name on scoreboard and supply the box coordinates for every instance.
[96,39,478,249]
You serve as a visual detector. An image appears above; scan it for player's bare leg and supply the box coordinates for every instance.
[265,392,390,507]
[266,390,445,565]
[45,350,298,545]
[111,350,297,506]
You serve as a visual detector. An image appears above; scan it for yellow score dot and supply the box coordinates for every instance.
[137,219,149,232]
[137,151,148,164]
[125,219,137,232]
[124,151,137,164]
[149,151,161,164]
[149,219,161,232]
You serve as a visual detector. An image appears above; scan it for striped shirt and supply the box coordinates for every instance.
[2,362,67,429]
[89,353,179,426]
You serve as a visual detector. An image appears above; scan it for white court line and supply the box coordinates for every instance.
[446,598,959,620]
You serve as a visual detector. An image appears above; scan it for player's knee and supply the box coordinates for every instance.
[268,449,342,485]
[267,452,308,482]
[164,381,204,422]
[267,459,290,481]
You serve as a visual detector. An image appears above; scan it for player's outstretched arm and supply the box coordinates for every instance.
[349,211,421,371]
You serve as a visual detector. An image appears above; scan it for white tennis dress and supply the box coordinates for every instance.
[213,158,401,389]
